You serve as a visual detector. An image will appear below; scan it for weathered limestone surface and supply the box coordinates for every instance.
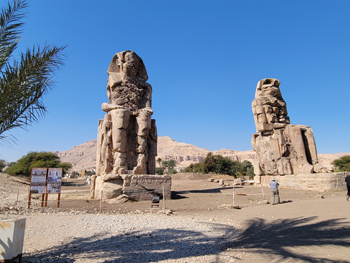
[92,50,171,200]
[255,173,349,191]
[251,78,328,175]
[94,174,171,201]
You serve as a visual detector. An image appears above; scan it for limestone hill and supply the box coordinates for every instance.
[54,136,348,172]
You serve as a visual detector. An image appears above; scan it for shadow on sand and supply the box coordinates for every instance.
[228,216,350,262]
[173,186,243,197]
[23,217,350,262]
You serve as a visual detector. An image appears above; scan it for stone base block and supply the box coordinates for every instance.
[254,172,349,191]
[95,177,123,199]
[94,174,171,201]
[0,218,26,262]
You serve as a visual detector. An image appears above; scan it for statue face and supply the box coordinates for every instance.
[259,84,282,98]
[123,52,140,77]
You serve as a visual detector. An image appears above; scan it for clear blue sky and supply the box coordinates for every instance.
[2,0,350,162]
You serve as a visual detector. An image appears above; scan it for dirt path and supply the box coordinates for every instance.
[1,174,350,262]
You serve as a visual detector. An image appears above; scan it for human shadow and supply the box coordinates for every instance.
[228,216,350,262]
[22,222,235,262]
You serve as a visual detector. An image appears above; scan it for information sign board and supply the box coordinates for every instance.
[47,168,62,194]
[29,168,47,194]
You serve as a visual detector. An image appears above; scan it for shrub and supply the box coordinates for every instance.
[6,152,72,177]
[155,167,164,175]
[332,155,350,172]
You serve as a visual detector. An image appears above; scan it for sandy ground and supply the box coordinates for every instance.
[1,173,350,262]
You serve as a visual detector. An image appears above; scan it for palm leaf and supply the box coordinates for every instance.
[0,0,66,145]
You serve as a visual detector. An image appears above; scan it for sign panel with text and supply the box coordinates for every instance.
[30,168,47,194]
[47,168,62,194]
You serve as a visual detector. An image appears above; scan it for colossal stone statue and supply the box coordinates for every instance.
[99,50,155,175]
[92,51,171,201]
[251,78,327,175]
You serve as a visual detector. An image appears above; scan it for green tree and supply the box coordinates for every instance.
[157,158,162,167]
[184,162,204,173]
[161,160,169,170]
[185,153,244,177]
[155,167,164,175]
[0,0,65,145]
[168,159,176,169]
[332,155,350,172]
[0,159,5,170]
[242,160,255,177]
[161,159,177,174]
[6,151,72,177]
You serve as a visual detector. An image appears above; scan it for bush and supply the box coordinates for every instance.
[184,154,255,177]
[168,168,177,174]
[332,155,350,172]
[0,159,6,171]
[6,152,72,177]
[155,167,164,175]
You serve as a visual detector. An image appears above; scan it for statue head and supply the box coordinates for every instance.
[252,78,290,132]
[255,78,282,99]
[107,50,148,83]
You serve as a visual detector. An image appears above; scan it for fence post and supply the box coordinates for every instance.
[99,190,103,213]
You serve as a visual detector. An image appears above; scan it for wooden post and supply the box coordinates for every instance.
[41,194,45,207]
[41,193,45,212]
[261,184,265,200]
[45,193,48,207]
[99,190,103,213]
[27,193,31,209]
[232,186,235,207]
[162,185,165,209]
[57,193,61,208]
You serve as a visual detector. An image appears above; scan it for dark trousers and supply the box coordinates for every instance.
[271,189,280,204]
[347,185,350,197]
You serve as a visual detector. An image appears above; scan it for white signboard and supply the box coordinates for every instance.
[30,168,47,194]
[47,168,62,194]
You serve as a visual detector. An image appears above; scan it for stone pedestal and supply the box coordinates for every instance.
[94,174,171,201]
[254,172,348,191]
[0,218,26,263]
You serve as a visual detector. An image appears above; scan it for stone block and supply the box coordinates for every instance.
[0,218,26,262]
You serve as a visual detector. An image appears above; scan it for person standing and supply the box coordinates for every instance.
[345,174,350,201]
[270,177,280,205]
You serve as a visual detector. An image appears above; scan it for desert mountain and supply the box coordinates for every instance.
[54,136,348,172]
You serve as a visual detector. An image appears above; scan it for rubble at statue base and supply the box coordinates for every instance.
[91,50,171,201]
[251,78,329,176]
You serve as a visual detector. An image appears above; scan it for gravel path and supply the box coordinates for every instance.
[6,212,239,263]
[1,174,241,262]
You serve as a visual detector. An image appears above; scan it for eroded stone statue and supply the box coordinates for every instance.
[92,51,171,201]
[251,78,328,175]
[100,50,154,175]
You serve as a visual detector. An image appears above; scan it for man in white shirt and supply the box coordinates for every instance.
[270,177,280,205]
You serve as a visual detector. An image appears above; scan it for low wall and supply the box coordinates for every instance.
[170,173,212,180]
[255,172,349,191]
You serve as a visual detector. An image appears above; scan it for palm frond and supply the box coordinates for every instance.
[0,45,66,138]
[0,0,27,70]
[0,0,66,145]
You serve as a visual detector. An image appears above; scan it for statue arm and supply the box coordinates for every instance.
[101,102,124,112]
[144,84,152,110]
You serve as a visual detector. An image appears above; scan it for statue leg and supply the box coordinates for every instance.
[109,109,130,174]
[133,111,151,174]
[285,125,314,174]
